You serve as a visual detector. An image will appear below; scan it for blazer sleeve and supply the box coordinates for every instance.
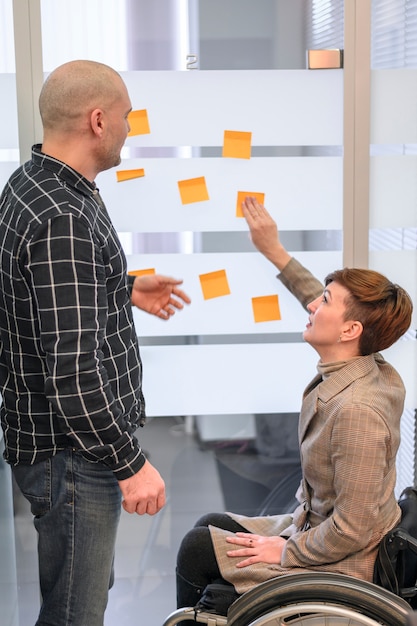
[278,257,323,310]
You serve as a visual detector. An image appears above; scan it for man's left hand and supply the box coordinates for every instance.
[131,274,191,319]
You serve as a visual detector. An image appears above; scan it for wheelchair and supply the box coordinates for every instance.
[162,486,417,626]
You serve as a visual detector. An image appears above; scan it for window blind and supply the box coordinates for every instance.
[372,0,417,68]
[307,0,344,50]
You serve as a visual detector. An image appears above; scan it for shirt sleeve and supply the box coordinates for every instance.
[26,213,145,479]
[126,273,135,296]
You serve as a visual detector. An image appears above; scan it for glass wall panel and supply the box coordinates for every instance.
[37,0,344,423]
[0,0,19,188]
[95,67,343,418]
[370,0,417,491]
[40,0,128,70]
[0,2,19,625]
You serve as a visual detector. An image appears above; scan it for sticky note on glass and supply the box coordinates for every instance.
[128,268,156,277]
[252,295,281,323]
[116,168,145,182]
[236,191,265,217]
[178,177,209,204]
[222,130,252,159]
[199,270,231,300]
[128,109,150,136]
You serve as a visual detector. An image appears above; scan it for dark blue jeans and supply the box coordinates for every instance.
[12,448,121,626]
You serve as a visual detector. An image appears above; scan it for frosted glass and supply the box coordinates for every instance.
[382,342,417,411]
[141,341,417,416]
[99,156,343,233]
[140,341,416,417]
[129,251,342,337]
[370,157,417,229]
[140,342,318,416]
[370,70,417,488]
[122,70,343,147]
[371,70,417,144]
[397,410,416,496]
[0,440,18,626]
[0,162,19,190]
[0,74,18,149]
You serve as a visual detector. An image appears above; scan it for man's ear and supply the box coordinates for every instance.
[90,108,104,136]
[340,320,363,343]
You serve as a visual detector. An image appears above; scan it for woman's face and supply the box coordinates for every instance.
[303,281,351,359]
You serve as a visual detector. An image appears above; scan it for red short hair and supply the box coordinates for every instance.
[324,268,413,355]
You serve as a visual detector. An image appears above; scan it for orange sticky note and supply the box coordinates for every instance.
[252,295,281,323]
[128,268,156,277]
[222,130,252,159]
[128,109,150,136]
[178,177,209,204]
[116,168,145,182]
[236,191,265,217]
[199,270,231,300]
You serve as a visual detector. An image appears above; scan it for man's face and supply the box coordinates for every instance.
[98,80,132,171]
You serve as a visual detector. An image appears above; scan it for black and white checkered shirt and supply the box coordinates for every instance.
[0,145,146,479]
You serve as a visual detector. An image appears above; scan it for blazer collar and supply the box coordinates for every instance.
[298,354,382,442]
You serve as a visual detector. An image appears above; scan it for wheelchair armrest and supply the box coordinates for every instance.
[385,529,417,560]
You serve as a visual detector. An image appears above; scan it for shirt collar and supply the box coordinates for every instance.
[31,144,97,198]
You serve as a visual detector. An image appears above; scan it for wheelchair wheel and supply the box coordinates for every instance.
[226,572,411,626]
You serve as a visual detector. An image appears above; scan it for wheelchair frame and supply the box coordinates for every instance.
[163,573,411,625]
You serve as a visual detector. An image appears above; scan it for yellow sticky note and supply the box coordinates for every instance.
[252,295,281,323]
[199,270,231,300]
[178,177,209,205]
[116,168,145,182]
[128,268,156,277]
[236,191,265,217]
[128,109,150,136]
[222,130,252,159]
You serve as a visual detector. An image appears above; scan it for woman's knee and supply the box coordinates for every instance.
[178,525,211,558]
[177,525,222,588]
[194,512,218,527]
[194,512,247,534]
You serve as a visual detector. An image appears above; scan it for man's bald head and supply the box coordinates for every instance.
[39,60,126,134]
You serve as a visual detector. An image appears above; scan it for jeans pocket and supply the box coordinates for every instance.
[12,458,51,517]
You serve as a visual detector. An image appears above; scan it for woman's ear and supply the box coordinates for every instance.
[340,320,363,343]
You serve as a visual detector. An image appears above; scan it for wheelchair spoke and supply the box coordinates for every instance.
[227,573,410,626]
[245,601,393,625]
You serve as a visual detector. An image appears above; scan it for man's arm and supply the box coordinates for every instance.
[28,213,144,477]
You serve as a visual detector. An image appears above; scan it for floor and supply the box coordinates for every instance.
[11,414,300,626]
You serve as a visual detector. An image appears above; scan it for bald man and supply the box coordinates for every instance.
[0,60,190,625]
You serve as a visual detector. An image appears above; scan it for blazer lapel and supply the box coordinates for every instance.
[299,373,322,442]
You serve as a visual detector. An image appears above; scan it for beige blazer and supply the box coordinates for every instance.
[210,258,404,594]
